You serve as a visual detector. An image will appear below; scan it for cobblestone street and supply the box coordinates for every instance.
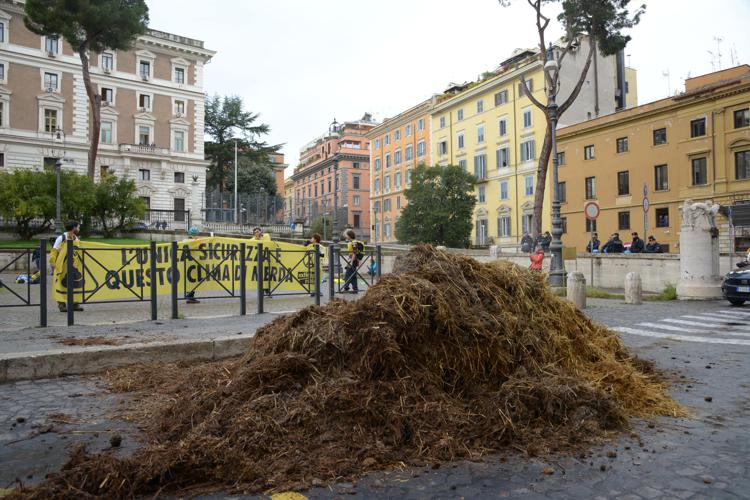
[1,299,750,498]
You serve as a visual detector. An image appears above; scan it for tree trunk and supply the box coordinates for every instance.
[532,119,553,238]
[78,42,100,180]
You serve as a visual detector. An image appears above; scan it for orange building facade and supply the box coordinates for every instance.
[367,100,432,242]
[292,114,377,240]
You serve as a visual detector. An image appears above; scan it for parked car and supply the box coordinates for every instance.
[722,263,750,306]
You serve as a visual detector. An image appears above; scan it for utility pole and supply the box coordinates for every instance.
[234,140,238,225]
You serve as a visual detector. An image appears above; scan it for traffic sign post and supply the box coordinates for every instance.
[584,201,600,287]
[643,195,649,242]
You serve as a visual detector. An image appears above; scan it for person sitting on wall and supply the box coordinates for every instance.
[630,232,645,253]
[644,235,663,253]
[586,232,600,253]
[602,233,624,253]
[520,233,534,253]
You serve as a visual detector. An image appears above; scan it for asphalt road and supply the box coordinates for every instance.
[1,299,749,499]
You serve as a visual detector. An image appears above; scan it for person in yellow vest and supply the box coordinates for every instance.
[50,220,84,312]
[342,228,364,294]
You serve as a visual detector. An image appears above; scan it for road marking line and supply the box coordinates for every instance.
[614,327,750,346]
[682,315,750,329]
[719,309,750,316]
[663,318,723,328]
[638,321,750,338]
[638,322,708,333]
[699,312,750,321]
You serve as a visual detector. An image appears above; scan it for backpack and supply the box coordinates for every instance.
[353,240,365,261]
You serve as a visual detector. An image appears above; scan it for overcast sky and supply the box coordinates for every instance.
[148,0,750,176]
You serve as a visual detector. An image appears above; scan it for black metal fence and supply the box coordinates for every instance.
[139,209,192,231]
[2,239,384,327]
[0,240,47,327]
[203,190,287,226]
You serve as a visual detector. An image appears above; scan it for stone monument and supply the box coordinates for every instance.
[676,200,723,299]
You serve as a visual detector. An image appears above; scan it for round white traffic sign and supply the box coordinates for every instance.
[584,201,600,220]
[643,197,650,213]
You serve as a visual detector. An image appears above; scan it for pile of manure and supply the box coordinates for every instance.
[17,245,683,499]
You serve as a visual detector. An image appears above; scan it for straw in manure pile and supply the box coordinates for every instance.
[15,245,683,499]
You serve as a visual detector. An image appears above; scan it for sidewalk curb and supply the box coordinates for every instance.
[0,334,254,382]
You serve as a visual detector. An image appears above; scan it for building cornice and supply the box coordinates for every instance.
[558,80,750,140]
[432,59,542,114]
[367,100,431,139]
[291,152,370,181]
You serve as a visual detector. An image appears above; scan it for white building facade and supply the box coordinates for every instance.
[0,0,215,229]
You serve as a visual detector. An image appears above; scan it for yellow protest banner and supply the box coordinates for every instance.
[51,237,317,303]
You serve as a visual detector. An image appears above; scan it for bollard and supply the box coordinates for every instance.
[625,272,643,305]
[567,271,587,309]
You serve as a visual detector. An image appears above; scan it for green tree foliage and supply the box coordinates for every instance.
[0,169,56,239]
[395,165,477,247]
[308,216,332,241]
[204,95,281,191]
[0,169,144,239]
[24,0,149,179]
[499,0,644,236]
[90,176,147,236]
[225,158,277,196]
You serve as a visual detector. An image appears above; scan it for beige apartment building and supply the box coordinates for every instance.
[557,66,750,253]
[0,0,215,228]
[366,100,431,243]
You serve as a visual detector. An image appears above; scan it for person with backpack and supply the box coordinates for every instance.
[342,228,364,293]
[50,220,83,312]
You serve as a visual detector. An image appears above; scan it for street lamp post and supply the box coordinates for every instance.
[329,119,340,243]
[545,45,566,287]
[53,128,66,234]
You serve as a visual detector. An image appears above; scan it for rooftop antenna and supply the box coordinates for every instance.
[708,50,716,72]
[713,36,724,70]
[662,69,671,96]
[730,44,739,67]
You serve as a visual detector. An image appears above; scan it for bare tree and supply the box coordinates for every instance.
[501,0,645,236]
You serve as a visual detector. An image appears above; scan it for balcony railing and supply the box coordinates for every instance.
[119,144,170,156]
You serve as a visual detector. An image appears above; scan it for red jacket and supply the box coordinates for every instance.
[529,253,544,270]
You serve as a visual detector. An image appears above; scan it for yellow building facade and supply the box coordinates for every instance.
[557,65,750,254]
[430,60,552,246]
[429,42,634,247]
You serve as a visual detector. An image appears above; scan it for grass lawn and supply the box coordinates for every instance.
[0,237,149,249]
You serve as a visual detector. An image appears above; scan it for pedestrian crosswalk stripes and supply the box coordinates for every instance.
[612,310,750,346]
[613,327,750,346]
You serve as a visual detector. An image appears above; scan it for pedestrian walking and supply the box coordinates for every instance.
[342,229,364,293]
[50,220,83,312]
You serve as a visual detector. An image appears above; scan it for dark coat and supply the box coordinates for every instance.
[630,237,645,253]
[644,242,662,253]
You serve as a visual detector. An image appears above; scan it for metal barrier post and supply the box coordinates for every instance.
[150,241,158,321]
[66,238,74,326]
[328,244,335,301]
[314,244,321,306]
[240,243,247,316]
[170,241,178,319]
[39,239,47,327]
[257,242,264,314]
[376,244,382,280]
